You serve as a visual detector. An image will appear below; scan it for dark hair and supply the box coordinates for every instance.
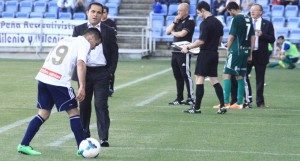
[252,3,263,12]
[278,35,285,40]
[226,2,240,11]
[84,28,102,41]
[87,2,103,12]
[103,6,109,13]
[197,1,210,12]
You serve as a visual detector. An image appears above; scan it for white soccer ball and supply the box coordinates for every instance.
[79,138,101,158]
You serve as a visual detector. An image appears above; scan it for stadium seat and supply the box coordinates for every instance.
[107,0,120,5]
[285,5,298,17]
[0,1,4,13]
[94,0,106,4]
[289,29,300,43]
[16,12,29,18]
[256,0,269,5]
[271,5,284,17]
[59,12,72,19]
[161,26,173,42]
[272,17,285,29]
[275,28,289,39]
[189,4,196,16]
[73,12,86,20]
[216,15,225,26]
[195,16,203,27]
[19,1,33,13]
[151,15,164,29]
[168,4,179,15]
[192,26,200,42]
[262,5,270,17]
[2,11,15,18]
[223,27,230,42]
[5,1,18,13]
[286,17,299,29]
[151,4,167,16]
[105,3,118,16]
[44,12,57,19]
[152,27,162,41]
[165,15,176,27]
[190,0,197,5]
[30,12,43,18]
[47,2,58,13]
[262,16,270,21]
[34,1,47,13]
[226,16,232,27]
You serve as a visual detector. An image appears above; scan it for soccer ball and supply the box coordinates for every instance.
[78,138,101,158]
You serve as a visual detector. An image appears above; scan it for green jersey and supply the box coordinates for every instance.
[229,13,255,54]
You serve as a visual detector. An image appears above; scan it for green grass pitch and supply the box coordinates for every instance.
[0,59,299,161]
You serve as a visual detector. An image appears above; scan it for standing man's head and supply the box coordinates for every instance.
[86,2,103,26]
[101,6,109,21]
[226,1,240,17]
[83,28,102,49]
[277,36,285,45]
[250,4,263,20]
[177,3,190,19]
[196,1,211,19]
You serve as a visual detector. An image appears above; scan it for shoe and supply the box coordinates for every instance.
[77,149,83,157]
[169,98,184,105]
[17,144,41,155]
[184,98,195,105]
[217,107,227,114]
[213,103,230,109]
[288,65,295,69]
[100,140,109,147]
[278,61,286,68]
[243,103,252,109]
[183,107,201,114]
[230,103,243,109]
[108,89,114,97]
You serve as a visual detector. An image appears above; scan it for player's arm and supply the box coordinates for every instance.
[76,60,86,102]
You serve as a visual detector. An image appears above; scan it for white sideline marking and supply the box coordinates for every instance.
[136,91,168,107]
[0,68,172,134]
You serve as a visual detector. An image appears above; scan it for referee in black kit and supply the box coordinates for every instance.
[181,1,226,114]
[166,3,195,106]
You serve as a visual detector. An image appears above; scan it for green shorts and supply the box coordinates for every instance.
[223,50,250,76]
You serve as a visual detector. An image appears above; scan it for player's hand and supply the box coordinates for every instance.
[181,46,188,54]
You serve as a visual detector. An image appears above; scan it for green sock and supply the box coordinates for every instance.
[268,62,279,68]
[237,79,245,105]
[278,61,286,68]
[223,79,231,104]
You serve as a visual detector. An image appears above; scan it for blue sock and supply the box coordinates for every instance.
[70,115,85,148]
[21,115,45,146]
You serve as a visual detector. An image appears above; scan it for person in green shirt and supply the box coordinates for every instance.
[269,36,299,69]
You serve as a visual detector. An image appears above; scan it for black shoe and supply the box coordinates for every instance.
[183,107,201,114]
[217,107,227,114]
[288,65,295,69]
[243,103,252,109]
[100,140,109,147]
[184,98,195,105]
[169,98,184,105]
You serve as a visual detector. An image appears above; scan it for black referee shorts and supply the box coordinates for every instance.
[195,50,219,77]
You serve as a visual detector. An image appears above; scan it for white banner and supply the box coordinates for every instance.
[0,18,86,46]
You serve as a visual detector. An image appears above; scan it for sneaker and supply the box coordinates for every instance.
[213,103,230,109]
[184,98,195,105]
[100,140,109,147]
[108,89,114,97]
[17,144,41,155]
[217,107,227,114]
[243,103,252,109]
[169,98,185,105]
[77,149,83,157]
[230,103,243,109]
[183,107,201,114]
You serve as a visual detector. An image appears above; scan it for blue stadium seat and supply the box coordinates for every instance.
[105,3,118,16]
[34,1,47,13]
[223,27,230,42]
[195,17,203,27]
[272,17,285,28]
[189,4,196,16]
[73,12,86,20]
[192,26,200,42]
[271,5,284,17]
[165,15,176,27]
[226,16,232,27]
[44,12,57,19]
[48,2,58,13]
[285,5,298,17]
[168,4,179,15]
[151,4,167,16]
[286,17,299,29]
[275,28,289,39]
[289,29,300,43]
[5,1,18,13]
[30,12,44,18]
[262,16,270,21]
[152,27,162,41]
[190,0,197,5]
[107,0,120,5]
[16,12,29,18]
[19,1,33,13]
[216,15,225,26]
[151,15,164,29]
[2,11,15,18]
[59,12,72,19]
[94,0,106,4]
[256,0,269,5]
[262,5,270,16]
[161,26,173,42]
[0,1,4,13]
